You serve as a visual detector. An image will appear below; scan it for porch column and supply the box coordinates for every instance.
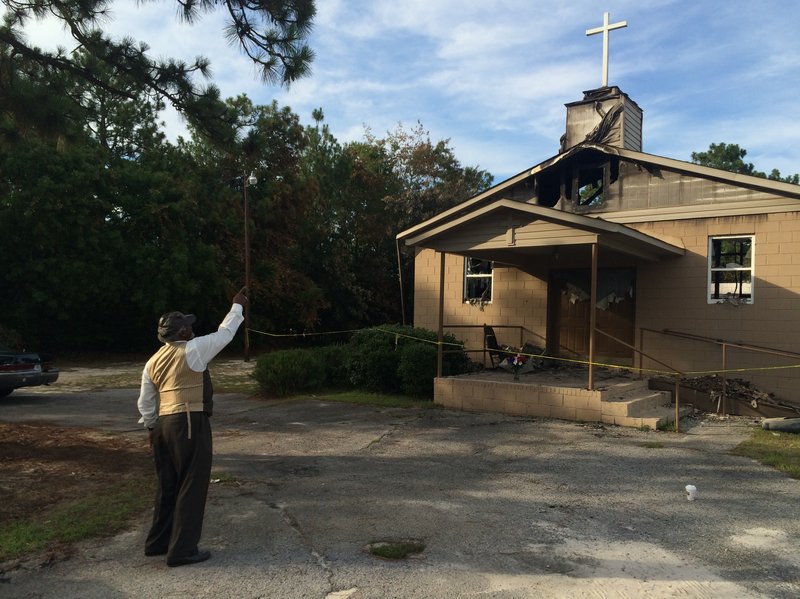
[588,243,598,390]
[437,251,446,378]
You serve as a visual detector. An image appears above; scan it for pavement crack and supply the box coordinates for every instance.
[363,417,415,450]
[271,502,334,590]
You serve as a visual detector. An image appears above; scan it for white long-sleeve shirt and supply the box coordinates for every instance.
[137,303,244,429]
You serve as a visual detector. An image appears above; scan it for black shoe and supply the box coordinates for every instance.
[166,549,211,567]
[145,548,167,556]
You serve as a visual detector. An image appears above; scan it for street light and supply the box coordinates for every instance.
[243,171,257,361]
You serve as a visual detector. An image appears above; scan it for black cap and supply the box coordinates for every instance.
[157,312,197,343]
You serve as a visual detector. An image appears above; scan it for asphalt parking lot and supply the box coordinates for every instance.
[2,383,800,598]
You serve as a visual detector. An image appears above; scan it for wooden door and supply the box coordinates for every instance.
[548,268,635,361]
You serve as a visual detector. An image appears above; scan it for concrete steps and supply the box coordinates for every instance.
[599,379,692,429]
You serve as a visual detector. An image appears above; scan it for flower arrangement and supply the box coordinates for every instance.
[505,353,528,380]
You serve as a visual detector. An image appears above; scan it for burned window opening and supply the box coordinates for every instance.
[577,167,605,206]
[464,257,493,305]
[572,158,618,210]
[708,235,754,304]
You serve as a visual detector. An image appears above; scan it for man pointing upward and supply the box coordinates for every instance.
[137,286,248,567]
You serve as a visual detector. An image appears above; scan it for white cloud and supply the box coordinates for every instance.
[5,0,800,180]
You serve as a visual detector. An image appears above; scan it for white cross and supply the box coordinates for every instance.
[586,12,628,87]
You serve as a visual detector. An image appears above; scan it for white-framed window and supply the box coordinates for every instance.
[708,235,754,304]
[464,257,493,304]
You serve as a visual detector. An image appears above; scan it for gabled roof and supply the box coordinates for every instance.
[397,142,800,244]
[403,198,684,264]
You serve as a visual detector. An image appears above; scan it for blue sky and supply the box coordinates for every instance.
[12,0,800,182]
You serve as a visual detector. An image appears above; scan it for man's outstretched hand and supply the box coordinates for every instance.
[233,286,249,307]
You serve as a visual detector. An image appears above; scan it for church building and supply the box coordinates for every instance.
[396,14,800,427]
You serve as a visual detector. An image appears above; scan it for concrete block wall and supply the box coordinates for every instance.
[434,377,603,422]
[434,377,678,428]
[632,212,800,400]
[413,249,549,365]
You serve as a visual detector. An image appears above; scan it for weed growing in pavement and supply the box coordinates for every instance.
[366,539,426,560]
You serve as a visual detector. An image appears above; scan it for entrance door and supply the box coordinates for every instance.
[547,268,636,361]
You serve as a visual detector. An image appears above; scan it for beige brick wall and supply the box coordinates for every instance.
[633,212,800,400]
[434,377,602,422]
[413,249,549,366]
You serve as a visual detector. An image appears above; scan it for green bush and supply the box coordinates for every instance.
[344,329,401,393]
[254,348,326,396]
[344,324,470,397]
[398,343,438,397]
[254,345,352,396]
[254,327,471,399]
[314,344,350,388]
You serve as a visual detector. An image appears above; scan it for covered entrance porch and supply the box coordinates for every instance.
[398,200,685,426]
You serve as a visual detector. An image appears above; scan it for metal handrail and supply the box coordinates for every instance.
[640,327,800,415]
[595,327,685,432]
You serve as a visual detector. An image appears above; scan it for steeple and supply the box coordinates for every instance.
[560,13,641,153]
[562,87,643,152]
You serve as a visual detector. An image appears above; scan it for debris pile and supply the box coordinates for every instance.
[680,375,800,414]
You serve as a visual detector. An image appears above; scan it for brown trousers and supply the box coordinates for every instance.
[145,411,212,559]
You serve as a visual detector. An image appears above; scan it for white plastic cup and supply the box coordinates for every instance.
[685,484,698,501]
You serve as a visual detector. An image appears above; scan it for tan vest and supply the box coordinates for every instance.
[146,343,204,416]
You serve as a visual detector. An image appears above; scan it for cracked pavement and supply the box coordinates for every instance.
[3,387,800,598]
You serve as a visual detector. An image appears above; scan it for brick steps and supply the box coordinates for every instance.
[600,381,691,429]
[435,374,692,430]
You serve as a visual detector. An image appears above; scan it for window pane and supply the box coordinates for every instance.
[710,271,752,299]
[465,277,491,301]
[466,258,492,275]
[464,257,493,302]
[712,238,752,268]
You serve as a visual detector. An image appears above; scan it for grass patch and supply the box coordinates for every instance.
[296,390,436,410]
[0,480,151,561]
[366,538,426,560]
[732,428,800,479]
[56,358,258,394]
[210,374,259,394]
[642,441,664,449]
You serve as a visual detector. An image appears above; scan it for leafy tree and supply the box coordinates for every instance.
[1,0,315,140]
[298,120,495,329]
[364,123,493,323]
[691,142,798,184]
[182,97,326,343]
[367,122,494,232]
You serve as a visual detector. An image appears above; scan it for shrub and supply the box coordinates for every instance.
[254,348,326,396]
[254,327,471,399]
[398,343,438,397]
[344,324,470,397]
[314,344,350,388]
[344,329,401,393]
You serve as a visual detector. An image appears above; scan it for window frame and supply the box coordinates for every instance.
[707,234,755,304]
[463,257,493,304]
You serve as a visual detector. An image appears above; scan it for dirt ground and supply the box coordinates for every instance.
[0,422,152,557]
